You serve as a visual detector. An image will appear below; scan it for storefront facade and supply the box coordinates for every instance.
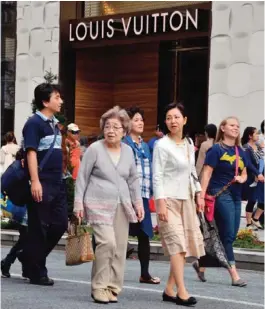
[1,1,17,142]
[8,1,264,143]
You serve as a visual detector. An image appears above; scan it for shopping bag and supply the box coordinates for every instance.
[0,193,27,225]
[198,212,230,269]
[65,221,95,266]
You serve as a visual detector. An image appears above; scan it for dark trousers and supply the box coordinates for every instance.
[137,229,151,278]
[22,180,68,279]
[129,198,153,279]
[5,225,28,265]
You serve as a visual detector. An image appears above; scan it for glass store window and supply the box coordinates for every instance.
[84,1,207,17]
[1,1,16,145]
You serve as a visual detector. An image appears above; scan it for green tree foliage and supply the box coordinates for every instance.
[31,69,58,113]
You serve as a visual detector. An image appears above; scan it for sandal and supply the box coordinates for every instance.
[139,276,160,284]
[232,279,247,287]
[192,261,207,282]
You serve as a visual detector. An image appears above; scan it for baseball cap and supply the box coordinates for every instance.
[67,123,80,132]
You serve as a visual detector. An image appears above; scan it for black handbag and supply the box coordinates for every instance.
[1,127,59,206]
[198,213,231,269]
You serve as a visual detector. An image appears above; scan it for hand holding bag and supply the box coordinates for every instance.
[204,146,239,222]
[65,218,95,266]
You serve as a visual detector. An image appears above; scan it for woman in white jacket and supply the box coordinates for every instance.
[0,132,20,174]
[153,103,205,307]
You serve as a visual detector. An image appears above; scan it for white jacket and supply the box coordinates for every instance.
[0,143,20,174]
[153,135,201,200]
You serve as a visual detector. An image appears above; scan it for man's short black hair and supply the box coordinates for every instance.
[126,106,144,120]
[204,123,217,139]
[34,83,61,111]
[261,120,264,134]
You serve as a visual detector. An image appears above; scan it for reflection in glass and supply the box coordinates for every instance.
[1,1,16,144]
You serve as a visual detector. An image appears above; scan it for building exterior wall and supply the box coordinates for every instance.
[14,1,60,143]
[13,1,264,142]
[208,1,264,131]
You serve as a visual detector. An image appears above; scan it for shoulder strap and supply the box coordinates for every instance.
[185,137,199,183]
[235,146,239,177]
[39,126,59,172]
[215,145,239,197]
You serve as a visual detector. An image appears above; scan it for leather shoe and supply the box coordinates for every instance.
[91,289,109,304]
[106,289,118,303]
[176,295,197,307]
[162,291,177,303]
[30,276,54,286]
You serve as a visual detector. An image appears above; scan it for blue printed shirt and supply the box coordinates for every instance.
[205,144,248,200]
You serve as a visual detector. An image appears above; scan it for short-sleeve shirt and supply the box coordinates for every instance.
[205,144,248,200]
[22,111,63,182]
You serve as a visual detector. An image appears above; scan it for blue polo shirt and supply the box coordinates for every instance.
[22,111,63,182]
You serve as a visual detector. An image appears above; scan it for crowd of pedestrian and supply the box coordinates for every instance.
[1,82,264,307]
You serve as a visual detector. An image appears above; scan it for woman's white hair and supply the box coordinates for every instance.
[100,106,131,133]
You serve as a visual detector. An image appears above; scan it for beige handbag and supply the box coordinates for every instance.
[65,220,95,266]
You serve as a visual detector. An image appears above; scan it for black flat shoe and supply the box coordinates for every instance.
[1,260,11,278]
[162,291,177,303]
[176,296,197,307]
[30,276,54,286]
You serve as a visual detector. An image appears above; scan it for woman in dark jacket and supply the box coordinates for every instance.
[242,127,264,230]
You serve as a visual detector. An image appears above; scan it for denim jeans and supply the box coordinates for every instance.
[214,192,241,264]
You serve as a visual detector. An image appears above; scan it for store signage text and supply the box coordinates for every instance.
[69,9,198,42]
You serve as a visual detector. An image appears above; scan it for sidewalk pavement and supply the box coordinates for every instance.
[1,202,264,271]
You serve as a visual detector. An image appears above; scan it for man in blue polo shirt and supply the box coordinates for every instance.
[21,83,68,286]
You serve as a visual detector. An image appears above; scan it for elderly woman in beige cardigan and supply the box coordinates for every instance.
[74,106,144,304]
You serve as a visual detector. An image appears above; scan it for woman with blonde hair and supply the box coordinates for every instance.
[74,106,144,304]
[194,117,248,287]
[153,103,205,307]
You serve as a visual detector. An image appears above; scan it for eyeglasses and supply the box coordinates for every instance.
[70,130,80,135]
[104,125,123,132]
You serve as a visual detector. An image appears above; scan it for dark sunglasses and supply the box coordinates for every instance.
[70,130,80,135]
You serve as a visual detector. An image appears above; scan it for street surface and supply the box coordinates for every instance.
[1,246,264,309]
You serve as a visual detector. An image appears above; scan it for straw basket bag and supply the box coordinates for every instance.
[65,219,95,266]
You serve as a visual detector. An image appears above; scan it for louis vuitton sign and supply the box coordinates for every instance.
[69,9,200,42]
